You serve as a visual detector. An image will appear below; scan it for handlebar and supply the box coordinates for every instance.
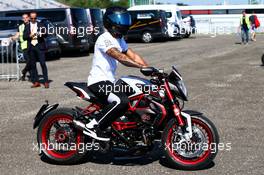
[140,67,167,78]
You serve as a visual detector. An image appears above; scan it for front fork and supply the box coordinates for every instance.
[180,112,193,140]
[164,80,193,140]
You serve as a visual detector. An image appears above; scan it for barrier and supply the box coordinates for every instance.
[0,39,20,80]
[193,15,264,35]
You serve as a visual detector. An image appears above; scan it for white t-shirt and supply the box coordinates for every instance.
[87,32,128,86]
[30,22,38,34]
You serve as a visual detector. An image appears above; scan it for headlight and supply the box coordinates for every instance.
[177,80,188,99]
[169,80,188,101]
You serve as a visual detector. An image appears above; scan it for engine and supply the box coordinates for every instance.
[112,75,166,150]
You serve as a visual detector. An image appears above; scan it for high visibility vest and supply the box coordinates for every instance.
[19,24,27,50]
[240,15,250,29]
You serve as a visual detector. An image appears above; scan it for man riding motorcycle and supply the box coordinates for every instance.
[34,7,219,169]
[80,7,148,141]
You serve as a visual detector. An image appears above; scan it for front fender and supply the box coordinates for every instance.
[182,110,203,116]
[33,103,59,129]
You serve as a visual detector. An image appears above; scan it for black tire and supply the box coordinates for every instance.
[37,108,91,165]
[162,115,219,170]
[53,51,61,60]
[184,32,191,38]
[141,31,153,43]
[261,54,264,66]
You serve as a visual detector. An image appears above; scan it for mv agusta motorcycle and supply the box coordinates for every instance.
[33,66,219,170]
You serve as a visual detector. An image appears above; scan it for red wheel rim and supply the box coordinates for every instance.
[166,118,213,165]
[41,114,82,159]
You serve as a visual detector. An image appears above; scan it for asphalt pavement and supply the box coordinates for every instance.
[0,35,264,175]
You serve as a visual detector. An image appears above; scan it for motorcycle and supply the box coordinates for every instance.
[33,66,219,170]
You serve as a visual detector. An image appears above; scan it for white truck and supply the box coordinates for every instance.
[128,5,191,38]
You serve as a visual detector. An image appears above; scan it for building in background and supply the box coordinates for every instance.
[129,0,157,7]
[179,4,264,34]
[0,0,68,11]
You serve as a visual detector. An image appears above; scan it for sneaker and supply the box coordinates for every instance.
[83,126,110,142]
[21,74,26,81]
[73,119,110,142]
[44,82,49,89]
[31,82,41,88]
[21,70,26,81]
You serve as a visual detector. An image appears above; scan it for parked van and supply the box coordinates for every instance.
[0,8,92,52]
[86,8,105,46]
[127,10,168,43]
[128,5,188,38]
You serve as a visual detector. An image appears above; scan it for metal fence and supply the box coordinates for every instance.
[194,15,264,35]
[0,39,20,80]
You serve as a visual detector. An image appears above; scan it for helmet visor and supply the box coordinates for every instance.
[108,13,132,26]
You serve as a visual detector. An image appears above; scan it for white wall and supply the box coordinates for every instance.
[192,15,264,35]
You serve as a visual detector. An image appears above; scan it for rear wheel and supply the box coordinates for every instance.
[261,54,264,66]
[37,108,90,164]
[142,31,153,43]
[162,115,219,170]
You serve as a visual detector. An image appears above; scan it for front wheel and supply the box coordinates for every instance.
[37,108,90,164]
[261,54,264,66]
[162,115,219,170]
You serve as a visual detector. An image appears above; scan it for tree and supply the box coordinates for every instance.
[249,0,259,4]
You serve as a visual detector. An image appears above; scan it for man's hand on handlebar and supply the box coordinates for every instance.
[140,63,149,68]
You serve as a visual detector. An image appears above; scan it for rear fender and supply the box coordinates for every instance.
[33,103,59,129]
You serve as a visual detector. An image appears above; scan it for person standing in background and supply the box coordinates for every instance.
[249,11,259,42]
[10,13,31,81]
[240,11,250,45]
[23,12,49,88]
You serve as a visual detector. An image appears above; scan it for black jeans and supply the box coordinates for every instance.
[29,44,48,83]
[88,81,129,129]
[22,49,30,75]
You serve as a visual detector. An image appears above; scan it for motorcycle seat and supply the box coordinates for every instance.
[64,82,98,102]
